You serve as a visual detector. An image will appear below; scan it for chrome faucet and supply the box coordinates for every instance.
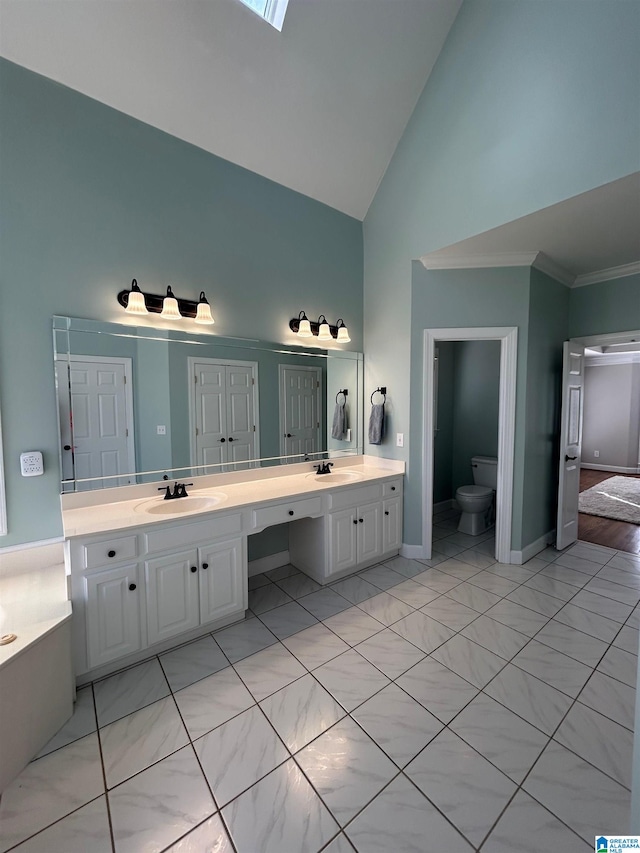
[158,482,193,500]
[314,462,334,475]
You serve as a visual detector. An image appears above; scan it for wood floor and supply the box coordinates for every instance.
[578,469,640,554]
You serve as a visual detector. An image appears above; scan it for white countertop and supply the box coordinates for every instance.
[61,457,405,539]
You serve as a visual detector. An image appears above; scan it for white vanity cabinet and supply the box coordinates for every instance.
[289,478,403,583]
[67,511,247,678]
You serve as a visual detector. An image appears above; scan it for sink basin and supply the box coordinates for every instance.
[306,470,364,485]
[134,494,225,516]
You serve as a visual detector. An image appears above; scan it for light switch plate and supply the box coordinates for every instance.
[396,433,404,447]
[20,451,44,477]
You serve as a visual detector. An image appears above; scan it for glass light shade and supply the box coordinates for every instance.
[297,318,312,337]
[336,324,351,343]
[160,287,181,319]
[317,321,332,341]
[125,282,148,315]
[194,292,215,324]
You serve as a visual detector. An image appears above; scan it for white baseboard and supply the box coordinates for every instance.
[510,530,555,565]
[248,550,290,577]
[400,543,426,560]
[581,463,639,474]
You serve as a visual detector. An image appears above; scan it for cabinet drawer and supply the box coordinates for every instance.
[328,483,381,511]
[252,496,323,529]
[382,480,402,497]
[83,535,138,569]
[144,513,243,554]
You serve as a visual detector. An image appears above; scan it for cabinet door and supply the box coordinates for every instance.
[145,550,200,646]
[199,538,246,624]
[382,496,402,554]
[84,564,142,670]
[357,502,382,564]
[328,508,358,576]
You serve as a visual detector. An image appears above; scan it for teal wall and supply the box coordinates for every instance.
[365,0,639,551]
[433,341,500,504]
[410,265,531,550]
[0,59,363,546]
[522,269,570,547]
[450,341,500,495]
[569,274,640,338]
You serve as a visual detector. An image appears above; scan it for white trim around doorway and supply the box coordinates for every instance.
[422,327,518,565]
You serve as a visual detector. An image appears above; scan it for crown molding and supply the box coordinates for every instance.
[530,252,575,287]
[420,251,539,271]
[573,261,640,288]
[419,250,575,286]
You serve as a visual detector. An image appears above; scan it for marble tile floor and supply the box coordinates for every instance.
[1,519,638,853]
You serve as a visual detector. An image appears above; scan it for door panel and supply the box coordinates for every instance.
[194,363,226,470]
[358,502,382,564]
[226,365,256,467]
[145,550,200,645]
[199,538,246,624]
[328,508,357,576]
[556,342,585,551]
[84,564,141,669]
[280,366,321,461]
[382,496,402,553]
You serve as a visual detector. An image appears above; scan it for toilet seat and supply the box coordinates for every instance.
[456,485,493,498]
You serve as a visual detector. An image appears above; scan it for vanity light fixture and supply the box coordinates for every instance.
[317,315,332,341]
[159,286,181,320]
[289,311,351,344]
[117,281,215,325]
[194,292,215,325]
[124,279,148,315]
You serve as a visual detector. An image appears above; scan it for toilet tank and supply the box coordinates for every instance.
[471,456,498,489]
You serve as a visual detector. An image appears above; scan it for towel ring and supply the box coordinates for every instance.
[370,386,387,405]
[336,389,348,404]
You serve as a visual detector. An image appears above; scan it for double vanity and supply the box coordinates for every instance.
[62,456,404,684]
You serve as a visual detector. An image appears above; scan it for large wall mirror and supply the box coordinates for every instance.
[53,317,363,492]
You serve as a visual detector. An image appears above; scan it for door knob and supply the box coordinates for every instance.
[353,519,358,525]
[202,562,208,570]
[384,511,390,516]
[228,437,235,442]
[128,583,136,591]
[288,510,294,516]
[63,445,72,451]
[359,518,364,523]
[190,566,198,573]
[108,550,116,558]
[286,433,293,438]
[219,437,226,443]
[565,454,578,461]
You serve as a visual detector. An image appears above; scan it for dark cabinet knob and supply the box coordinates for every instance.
[228,437,235,442]
[108,550,116,558]
[359,518,364,523]
[202,562,209,570]
[190,566,198,573]
[384,511,390,516]
[63,444,71,451]
[353,519,358,525]
[128,583,136,591]
[288,510,294,516]
[286,433,293,438]
[391,486,396,491]
[219,437,226,443]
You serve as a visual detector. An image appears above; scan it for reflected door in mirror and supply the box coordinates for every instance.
[190,359,258,473]
[279,365,322,462]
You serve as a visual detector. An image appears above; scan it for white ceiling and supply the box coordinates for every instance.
[0,0,462,220]
[421,172,640,283]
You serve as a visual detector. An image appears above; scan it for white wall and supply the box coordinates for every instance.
[582,360,640,471]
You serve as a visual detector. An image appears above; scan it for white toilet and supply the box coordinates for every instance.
[456,456,498,536]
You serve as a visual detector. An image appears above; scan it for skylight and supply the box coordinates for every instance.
[238,0,289,31]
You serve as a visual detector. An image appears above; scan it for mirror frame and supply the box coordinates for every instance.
[53,316,364,492]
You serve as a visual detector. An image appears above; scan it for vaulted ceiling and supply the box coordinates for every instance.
[0,0,462,220]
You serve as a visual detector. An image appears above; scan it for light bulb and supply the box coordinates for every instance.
[125,279,148,315]
[317,316,332,341]
[160,286,181,319]
[194,291,215,324]
[336,320,351,343]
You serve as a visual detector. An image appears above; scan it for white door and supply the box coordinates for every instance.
[279,366,322,461]
[382,496,402,553]
[192,360,258,472]
[65,357,135,489]
[328,508,358,576]
[193,362,227,469]
[556,341,586,550]
[145,550,200,645]
[357,502,382,564]
[84,564,141,669]
[199,538,246,624]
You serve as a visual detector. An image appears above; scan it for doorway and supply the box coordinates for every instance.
[422,327,517,564]
[278,365,322,462]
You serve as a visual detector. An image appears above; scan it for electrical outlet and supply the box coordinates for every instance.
[157,425,166,435]
[20,451,44,477]
[594,450,600,458]
[396,433,404,448]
